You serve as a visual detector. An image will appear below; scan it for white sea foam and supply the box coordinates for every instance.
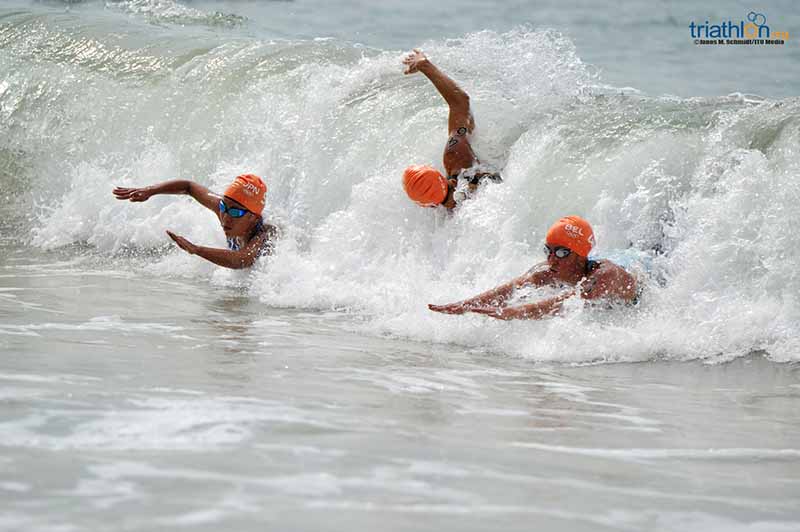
[0,396,342,451]
[511,442,800,461]
[3,15,796,363]
[105,0,246,27]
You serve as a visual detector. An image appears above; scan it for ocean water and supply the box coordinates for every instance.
[1,0,799,530]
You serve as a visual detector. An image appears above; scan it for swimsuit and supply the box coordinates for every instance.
[449,169,503,186]
[226,219,270,256]
[585,258,601,275]
[448,168,503,204]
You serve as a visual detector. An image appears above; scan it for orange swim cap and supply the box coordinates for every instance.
[224,174,267,216]
[545,216,595,257]
[402,165,447,207]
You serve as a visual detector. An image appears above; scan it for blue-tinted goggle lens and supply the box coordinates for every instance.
[219,200,248,218]
[544,245,571,259]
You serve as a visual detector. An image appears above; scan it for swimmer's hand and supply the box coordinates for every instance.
[428,302,468,315]
[402,48,430,74]
[166,230,198,255]
[113,186,154,202]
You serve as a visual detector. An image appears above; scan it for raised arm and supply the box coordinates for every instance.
[113,180,219,213]
[403,49,474,133]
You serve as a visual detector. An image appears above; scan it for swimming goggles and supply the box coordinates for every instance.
[543,245,572,259]
[218,199,249,218]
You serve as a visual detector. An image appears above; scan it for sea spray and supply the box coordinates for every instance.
[2,7,798,363]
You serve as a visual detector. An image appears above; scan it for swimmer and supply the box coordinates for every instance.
[401,49,501,209]
[113,174,278,269]
[429,216,639,320]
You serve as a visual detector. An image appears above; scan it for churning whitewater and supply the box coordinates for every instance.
[2,3,799,364]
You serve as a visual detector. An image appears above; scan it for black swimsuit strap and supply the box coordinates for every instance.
[249,218,265,239]
[449,171,503,185]
[585,259,601,276]
[469,172,503,185]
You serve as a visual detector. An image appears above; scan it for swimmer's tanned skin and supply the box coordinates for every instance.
[429,217,638,320]
[403,49,478,209]
[113,178,277,269]
[403,49,477,178]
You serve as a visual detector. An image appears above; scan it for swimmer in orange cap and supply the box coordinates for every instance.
[401,49,501,210]
[113,174,278,269]
[429,216,639,319]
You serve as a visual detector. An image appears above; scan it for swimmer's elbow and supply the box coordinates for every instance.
[236,255,257,269]
[239,247,268,269]
[454,91,470,112]
[217,251,255,270]
[176,180,194,194]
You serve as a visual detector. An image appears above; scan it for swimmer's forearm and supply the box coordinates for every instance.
[144,180,217,211]
[477,295,567,321]
[142,180,194,196]
[458,269,553,310]
[458,282,516,309]
[145,180,211,200]
[507,292,575,320]
[192,246,256,269]
[513,299,563,320]
[417,61,470,110]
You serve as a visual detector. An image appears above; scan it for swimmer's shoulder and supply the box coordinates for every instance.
[589,259,635,284]
[259,222,280,239]
[590,259,619,274]
[585,260,639,303]
[254,221,281,256]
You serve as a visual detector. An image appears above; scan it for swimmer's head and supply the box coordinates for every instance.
[545,216,595,258]
[219,174,266,235]
[402,165,448,207]
[224,174,266,216]
[544,216,594,281]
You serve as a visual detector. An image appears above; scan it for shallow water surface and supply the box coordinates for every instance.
[2,245,799,531]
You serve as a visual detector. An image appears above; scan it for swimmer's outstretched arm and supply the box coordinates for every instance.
[167,229,271,269]
[113,180,219,212]
[403,49,474,133]
[469,267,640,319]
[429,267,555,315]
[470,292,575,321]
[428,280,517,315]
